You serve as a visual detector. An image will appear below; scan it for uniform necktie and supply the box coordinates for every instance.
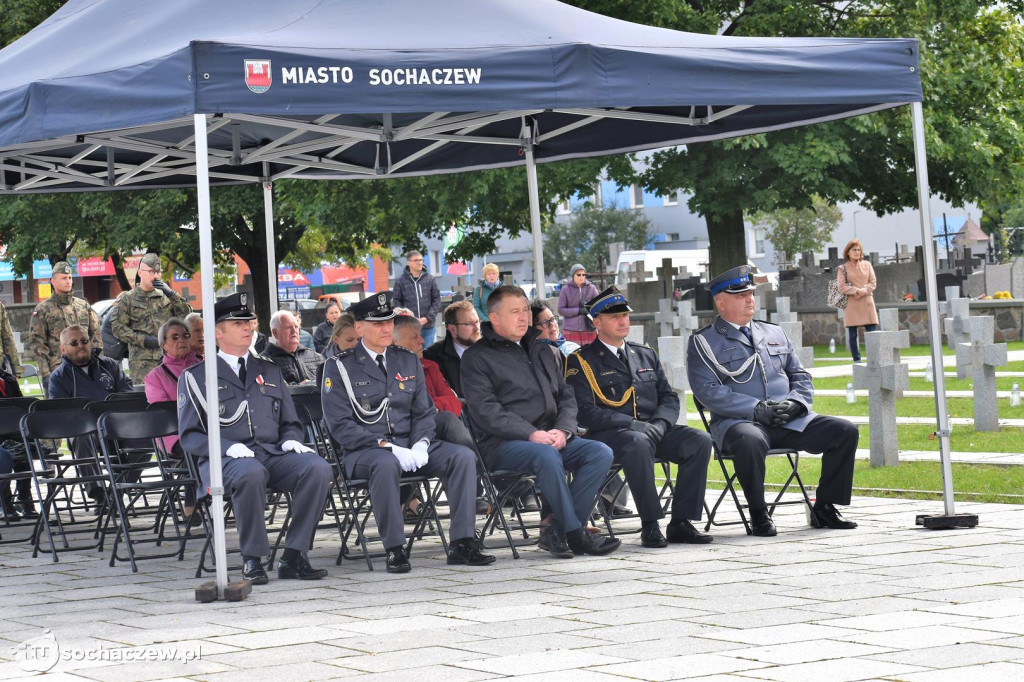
[376,352,387,378]
[739,325,754,347]
[617,347,629,370]
[238,357,247,384]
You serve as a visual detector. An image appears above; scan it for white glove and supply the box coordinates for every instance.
[282,440,314,454]
[391,446,419,473]
[411,441,430,468]
[226,443,255,459]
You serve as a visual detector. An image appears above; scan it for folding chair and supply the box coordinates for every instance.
[591,458,677,539]
[20,364,44,396]
[97,410,195,571]
[105,391,149,403]
[20,408,107,561]
[0,405,38,544]
[693,398,814,535]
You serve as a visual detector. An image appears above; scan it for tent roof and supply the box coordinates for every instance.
[0,0,921,192]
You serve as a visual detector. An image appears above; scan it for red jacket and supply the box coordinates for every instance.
[422,357,462,416]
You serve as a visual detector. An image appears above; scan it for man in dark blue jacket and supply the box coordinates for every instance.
[392,251,441,346]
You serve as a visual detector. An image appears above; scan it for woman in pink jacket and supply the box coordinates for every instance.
[144,317,200,518]
[838,239,879,363]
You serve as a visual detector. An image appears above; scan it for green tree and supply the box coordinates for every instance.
[753,195,842,265]
[544,203,651,280]
[570,1,1024,278]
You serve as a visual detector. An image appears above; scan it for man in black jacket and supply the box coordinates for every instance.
[264,310,324,385]
[461,285,619,559]
[392,251,441,346]
[423,300,480,398]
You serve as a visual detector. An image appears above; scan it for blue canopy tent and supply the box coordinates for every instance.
[0,0,956,595]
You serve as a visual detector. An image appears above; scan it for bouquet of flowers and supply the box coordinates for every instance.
[902,292,917,302]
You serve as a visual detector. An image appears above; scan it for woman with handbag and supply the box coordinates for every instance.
[838,239,878,363]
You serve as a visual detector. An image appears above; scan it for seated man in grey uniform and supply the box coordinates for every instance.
[321,291,494,573]
[686,265,859,536]
[565,286,713,548]
[178,293,334,585]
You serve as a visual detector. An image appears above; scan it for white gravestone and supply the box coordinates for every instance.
[658,335,689,424]
[770,296,814,368]
[655,299,675,338]
[853,328,910,466]
[942,297,971,351]
[955,315,1008,432]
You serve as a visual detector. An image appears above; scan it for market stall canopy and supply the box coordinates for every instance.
[0,0,921,193]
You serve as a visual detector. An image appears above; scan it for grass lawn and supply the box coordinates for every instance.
[812,340,1024,360]
[813,373,1024,392]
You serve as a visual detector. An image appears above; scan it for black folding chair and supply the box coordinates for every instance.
[97,410,195,571]
[28,397,91,412]
[591,458,677,538]
[0,405,38,544]
[20,408,106,561]
[105,391,149,403]
[693,398,814,535]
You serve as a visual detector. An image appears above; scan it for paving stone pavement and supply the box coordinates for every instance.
[0,495,1022,681]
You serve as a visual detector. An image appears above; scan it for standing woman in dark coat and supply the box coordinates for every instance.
[557,264,598,346]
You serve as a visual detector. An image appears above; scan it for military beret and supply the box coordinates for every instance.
[350,291,397,322]
[140,253,162,270]
[51,261,73,276]
[705,265,756,295]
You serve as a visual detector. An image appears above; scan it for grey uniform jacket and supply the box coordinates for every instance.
[321,344,436,455]
[686,316,815,449]
[177,355,304,462]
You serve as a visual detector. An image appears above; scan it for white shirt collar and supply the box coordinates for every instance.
[217,349,249,376]
[599,337,625,356]
[453,340,469,358]
[360,340,386,363]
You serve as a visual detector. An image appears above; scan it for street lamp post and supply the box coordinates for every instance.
[853,209,863,239]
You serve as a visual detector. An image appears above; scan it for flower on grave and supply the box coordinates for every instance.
[902,292,917,302]
[673,287,683,301]
[994,291,1013,300]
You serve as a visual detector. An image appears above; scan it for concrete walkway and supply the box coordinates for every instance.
[1,495,1022,681]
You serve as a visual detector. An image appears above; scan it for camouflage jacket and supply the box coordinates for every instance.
[0,302,23,377]
[111,286,191,383]
[28,292,100,378]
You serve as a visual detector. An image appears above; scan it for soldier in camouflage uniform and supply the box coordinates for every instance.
[0,301,23,378]
[28,261,100,395]
[112,253,192,384]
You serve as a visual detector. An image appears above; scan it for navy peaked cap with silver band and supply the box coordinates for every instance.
[705,265,757,295]
[350,291,397,321]
[586,286,632,316]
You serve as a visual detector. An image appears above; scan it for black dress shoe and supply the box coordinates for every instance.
[278,554,328,580]
[811,502,858,530]
[475,497,491,515]
[385,546,412,573]
[537,524,574,558]
[0,505,20,523]
[518,493,541,513]
[666,519,714,544]
[15,501,39,520]
[242,558,269,585]
[447,537,496,566]
[749,509,777,537]
[567,529,622,556]
[640,523,668,548]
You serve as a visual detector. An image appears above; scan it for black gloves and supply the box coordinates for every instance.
[753,400,780,427]
[578,304,587,316]
[773,399,806,425]
[144,334,160,349]
[629,419,669,444]
[151,278,174,296]
[753,399,806,427]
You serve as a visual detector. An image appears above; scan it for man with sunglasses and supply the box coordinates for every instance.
[112,253,192,385]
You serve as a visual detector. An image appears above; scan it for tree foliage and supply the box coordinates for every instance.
[753,195,842,264]
[544,204,651,280]
[569,1,1024,278]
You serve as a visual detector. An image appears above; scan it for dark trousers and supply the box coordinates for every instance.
[204,451,334,558]
[721,416,858,510]
[589,425,712,524]
[847,324,878,362]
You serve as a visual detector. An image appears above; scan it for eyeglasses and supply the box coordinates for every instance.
[63,339,89,347]
[536,318,558,329]
[139,267,162,274]
[167,332,192,341]
[574,272,587,277]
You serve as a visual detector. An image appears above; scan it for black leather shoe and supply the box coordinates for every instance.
[15,501,39,520]
[811,503,858,530]
[666,519,714,544]
[749,509,777,537]
[278,553,328,580]
[475,497,491,515]
[242,558,269,585]
[519,493,541,513]
[537,524,574,558]
[640,523,668,548]
[447,537,496,566]
[385,546,412,573]
[567,529,622,556]
[0,504,20,523]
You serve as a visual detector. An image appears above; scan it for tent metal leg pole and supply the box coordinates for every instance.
[263,166,278,317]
[910,102,974,529]
[194,114,231,594]
[524,143,545,294]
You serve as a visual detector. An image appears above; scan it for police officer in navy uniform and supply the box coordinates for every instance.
[321,291,494,573]
[565,287,714,548]
[177,293,334,585]
[686,266,859,536]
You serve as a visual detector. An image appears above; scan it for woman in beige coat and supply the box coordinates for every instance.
[838,239,878,362]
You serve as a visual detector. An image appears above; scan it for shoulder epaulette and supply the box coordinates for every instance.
[695,322,713,334]
[391,345,415,355]
[625,340,651,349]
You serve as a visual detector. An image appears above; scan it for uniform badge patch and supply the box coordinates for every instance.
[177,393,186,407]
[323,377,333,394]
[566,368,579,377]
